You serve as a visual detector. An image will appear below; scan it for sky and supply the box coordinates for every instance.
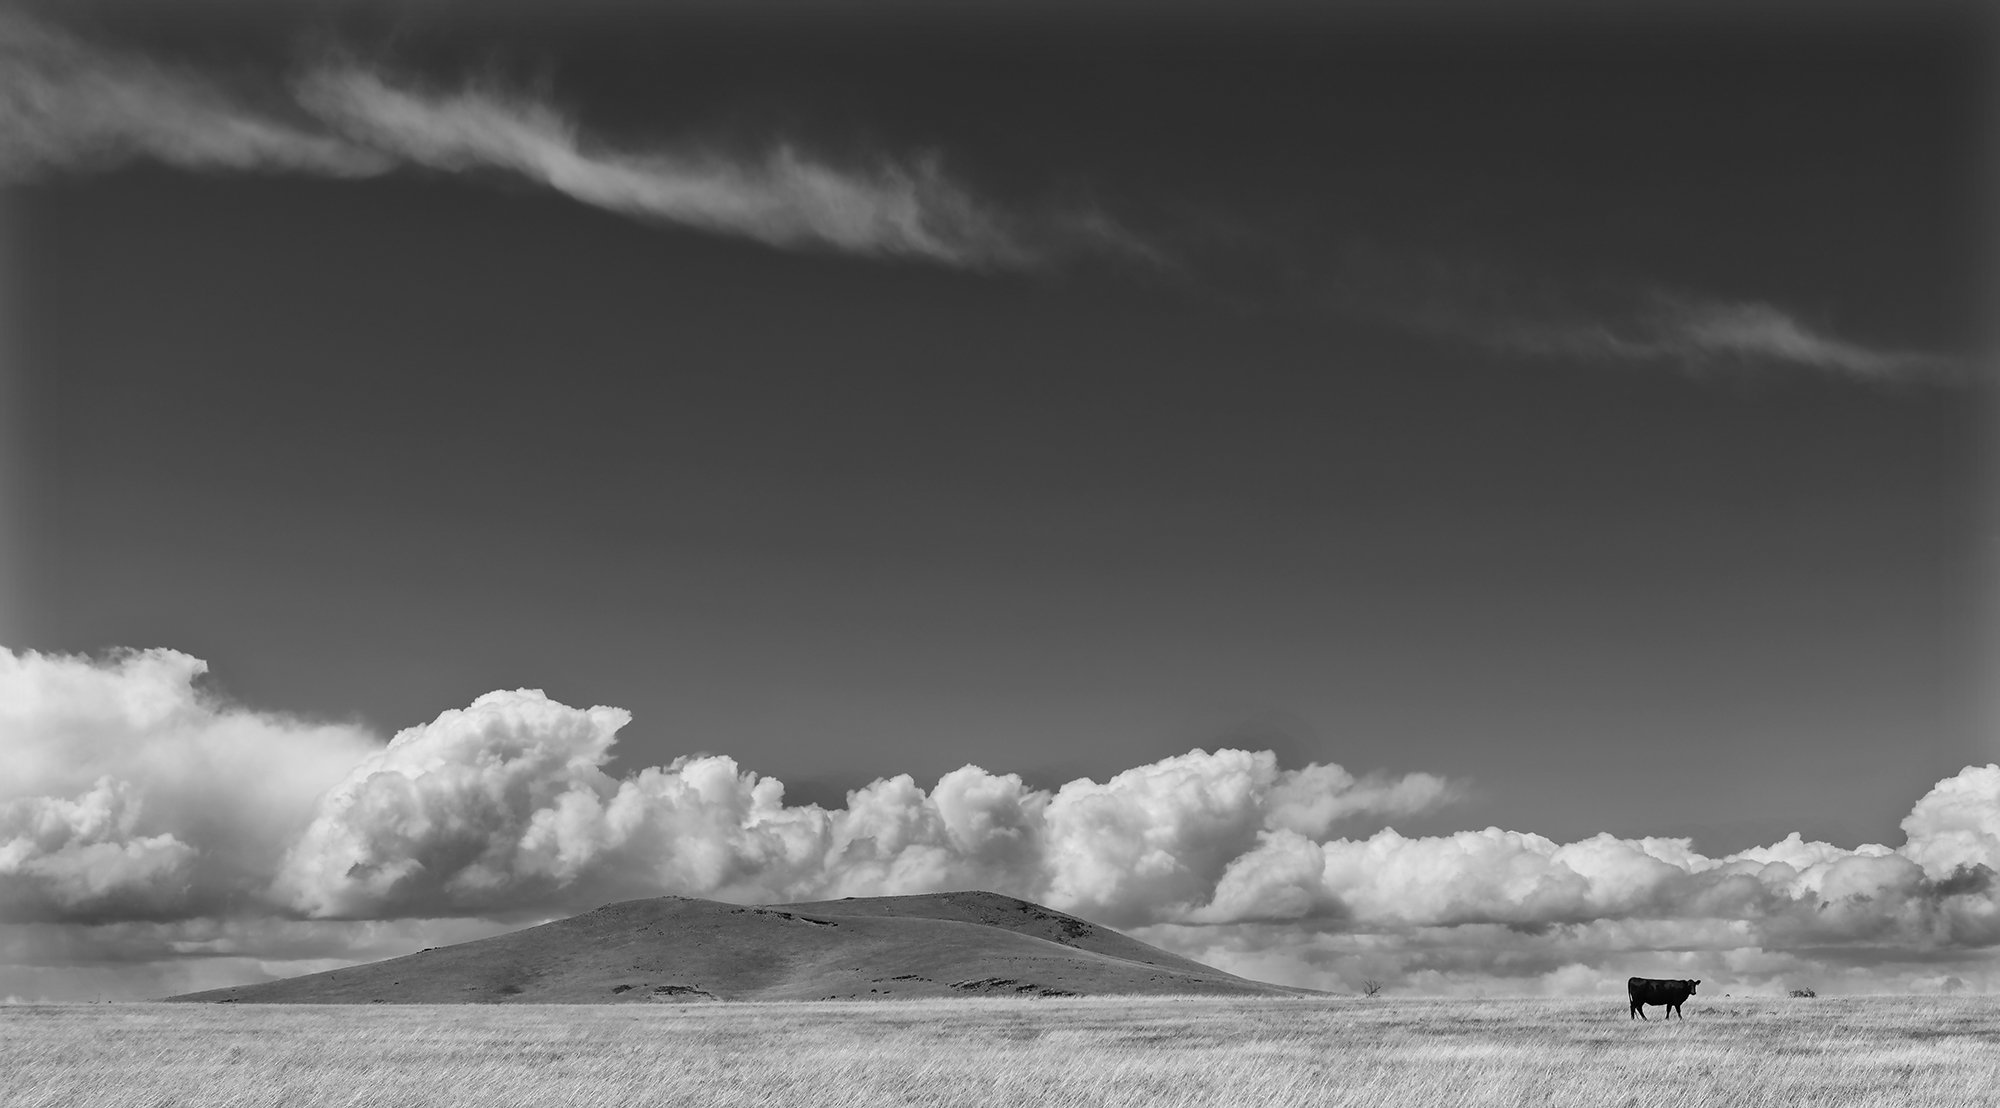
[1,0,1995,1001]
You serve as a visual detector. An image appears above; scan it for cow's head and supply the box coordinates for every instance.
[1685,980,1700,993]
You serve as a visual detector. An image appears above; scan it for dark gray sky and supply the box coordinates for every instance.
[8,0,1990,856]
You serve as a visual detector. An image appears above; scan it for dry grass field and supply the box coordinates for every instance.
[7,995,1996,1108]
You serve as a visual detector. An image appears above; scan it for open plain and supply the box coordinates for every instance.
[7,995,1996,1108]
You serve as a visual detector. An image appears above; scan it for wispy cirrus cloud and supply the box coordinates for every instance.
[0,13,384,178]
[1323,248,1969,382]
[0,11,1966,370]
[292,68,1029,267]
[0,12,1069,268]
[1492,294,1966,382]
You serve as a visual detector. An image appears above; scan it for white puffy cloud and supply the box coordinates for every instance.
[0,647,1463,930]
[1144,767,2000,995]
[274,689,635,918]
[5,644,1997,998]
[273,701,1456,926]
[0,778,196,919]
[0,647,379,923]
[1180,808,1997,952]
[1023,751,1451,926]
[1140,912,2000,999]
[1900,764,2000,878]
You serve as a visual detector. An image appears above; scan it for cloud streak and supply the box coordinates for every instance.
[293,68,1032,267]
[0,15,384,179]
[1315,248,1968,382]
[1496,294,1965,382]
[0,13,1047,268]
[3,645,1997,999]
[3,12,1960,375]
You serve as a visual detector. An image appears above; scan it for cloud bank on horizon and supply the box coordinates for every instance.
[3,646,1996,1000]
[1,11,1965,382]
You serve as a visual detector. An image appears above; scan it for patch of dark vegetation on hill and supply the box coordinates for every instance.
[609,982,715,999]
[729,907,836,926]
[165,891,1311,1004]
[950,977,1078,997]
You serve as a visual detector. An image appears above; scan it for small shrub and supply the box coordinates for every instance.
[1360,980,1385,998]
[1789,988,1817,999]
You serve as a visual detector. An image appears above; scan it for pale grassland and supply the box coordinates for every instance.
[6,995,1996,1108]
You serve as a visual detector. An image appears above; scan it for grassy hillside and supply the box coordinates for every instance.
[773,890,1229,979]
[10,996,1995,1107]
[165,891,1298,1003]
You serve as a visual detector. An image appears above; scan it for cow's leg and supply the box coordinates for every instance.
[1631,1001,1645,1020]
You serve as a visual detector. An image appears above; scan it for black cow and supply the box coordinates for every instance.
[1628,977,1699,1019]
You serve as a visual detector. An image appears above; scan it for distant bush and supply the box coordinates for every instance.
[1790,989,1818,999]
[1360,980,1385,998]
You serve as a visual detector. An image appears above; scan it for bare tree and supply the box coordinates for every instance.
[1360,979,1385,998]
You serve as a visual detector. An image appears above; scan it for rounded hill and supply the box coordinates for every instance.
[167,891,1310,1003]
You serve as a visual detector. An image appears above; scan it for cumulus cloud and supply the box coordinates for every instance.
[1,645,1458,933]
[1159,765,2000,994]
[5,644,1997,999]
[0,12,1064,268]
[1899,763,2000,878]
[0,647,379,923]
[1193,784,1997,950]
[1151,916,2000,999]
[271,694,1456,926]
[2,644,1462,996]
[0,778,197,919]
